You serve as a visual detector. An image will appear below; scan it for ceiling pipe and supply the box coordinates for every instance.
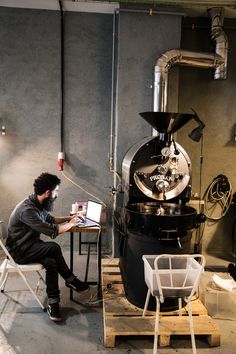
[153,7,228,135]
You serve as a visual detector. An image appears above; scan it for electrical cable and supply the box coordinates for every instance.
[198,136,203,212]
[110,170,122,182]
[83,254,125,305]
[59,0,64,154]
[203,175,232,221]
[61,170,107,207]
[57,4,108,208]
[84,284,124,306]
[55,10,108,209]
[194,135,204,252]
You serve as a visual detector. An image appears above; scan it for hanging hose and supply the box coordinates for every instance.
[203,174,232,221]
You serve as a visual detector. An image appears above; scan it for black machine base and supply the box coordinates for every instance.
[119,229,192,311]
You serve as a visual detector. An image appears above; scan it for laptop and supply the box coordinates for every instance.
[77,200,102,228]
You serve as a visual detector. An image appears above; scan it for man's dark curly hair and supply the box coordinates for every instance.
[33,173,61,195]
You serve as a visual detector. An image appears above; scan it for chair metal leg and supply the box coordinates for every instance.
[187,302,197,354]
[16,268,45,310]
[1,272,9,293]
[0,272,9,292]
[35,271,46,293]
[142,289,151,316]
[178,297,182,316]
[36,271,46,284]
[0,259,8,291]
[153,297,160,354]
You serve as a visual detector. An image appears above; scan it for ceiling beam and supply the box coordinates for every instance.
[0,1,119,13]
[0,0,236,17]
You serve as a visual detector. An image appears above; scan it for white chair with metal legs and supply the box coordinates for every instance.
[0,221,46,310]
[142,254,205,354]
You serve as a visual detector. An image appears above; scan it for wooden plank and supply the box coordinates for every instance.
[102,266,120,274]
[103,283,207,316]
[70,225,107,233]
[102,258,221,349]
[104,334,116,348]
[102,274,122,285]
[104,298,207,316]
[102,258,119,266]
[104,315,221,348]
[207,334,221,347]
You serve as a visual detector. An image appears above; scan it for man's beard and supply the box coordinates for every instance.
[42,197,56,211]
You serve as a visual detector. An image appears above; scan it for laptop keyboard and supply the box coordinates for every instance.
[77,219,98,227]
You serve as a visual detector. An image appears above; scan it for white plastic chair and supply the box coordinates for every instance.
[0,221,46,310]
[142,254,205,354]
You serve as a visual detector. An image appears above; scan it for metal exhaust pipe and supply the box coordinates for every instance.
[208,7,228,80]
[153,7,228,134]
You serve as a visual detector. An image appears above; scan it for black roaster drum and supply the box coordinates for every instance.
[119,202,197,311]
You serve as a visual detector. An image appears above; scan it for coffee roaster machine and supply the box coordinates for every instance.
[119,111,204,310]
[116,6,228,311]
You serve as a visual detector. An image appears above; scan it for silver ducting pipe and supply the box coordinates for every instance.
[154,49,224,113]
[153,7,228,119]
[208,7,228,80]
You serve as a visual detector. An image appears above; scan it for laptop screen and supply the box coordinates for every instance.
[86,200,102,223]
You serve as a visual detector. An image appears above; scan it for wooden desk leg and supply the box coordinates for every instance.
[70,231,74,301]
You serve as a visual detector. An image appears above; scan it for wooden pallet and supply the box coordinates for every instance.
[102,258,221,348]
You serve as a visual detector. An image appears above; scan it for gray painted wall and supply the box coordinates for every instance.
[2,6,234,259]
[115,12,181,168]
[178,18,236,258]
[0,7,113,250]
[0,7,181,253]
[0,8,62,213]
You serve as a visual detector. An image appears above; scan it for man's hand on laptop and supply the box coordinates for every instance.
[69,215,84,227]
[76,212,85,222]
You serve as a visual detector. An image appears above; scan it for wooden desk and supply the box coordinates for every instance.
[69,225,105,301]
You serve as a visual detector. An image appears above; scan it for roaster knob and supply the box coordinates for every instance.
[156,180,169,192]
[156,166,166,174]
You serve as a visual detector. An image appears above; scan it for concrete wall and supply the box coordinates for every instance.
[178,18,236,258]
[0,6,181,253]
[0,7,113,250]
[0,8,62,213]
[1,6,236,259]
[115,12,181,168]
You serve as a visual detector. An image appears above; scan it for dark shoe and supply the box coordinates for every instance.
[228,263,236,281]
[47,303,62,322]
[65,277,89,293]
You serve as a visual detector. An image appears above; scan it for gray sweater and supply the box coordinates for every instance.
[6,194,59,258]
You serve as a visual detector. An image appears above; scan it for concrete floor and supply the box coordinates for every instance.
[1,251,236,354]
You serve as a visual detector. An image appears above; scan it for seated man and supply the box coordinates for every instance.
[6,172,88,322]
